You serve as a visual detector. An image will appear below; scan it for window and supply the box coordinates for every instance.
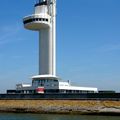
[36,18,39,21]
[46,19,48,22]
[24,18,49,24]
[39,18,42,21]
[54,80,58,82]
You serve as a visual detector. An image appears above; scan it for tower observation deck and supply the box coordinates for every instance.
[23,0,57,80]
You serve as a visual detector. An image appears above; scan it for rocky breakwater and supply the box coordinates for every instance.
[0,100,120,115]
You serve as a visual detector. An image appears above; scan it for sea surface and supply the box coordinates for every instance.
[0,113,119,120]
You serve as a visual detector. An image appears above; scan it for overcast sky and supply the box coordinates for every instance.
[0,0,120,93]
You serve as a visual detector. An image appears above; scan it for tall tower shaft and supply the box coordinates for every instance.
[23,0,56,77]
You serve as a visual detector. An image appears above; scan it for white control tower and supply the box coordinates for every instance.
[23,0,57,80]
[12,0,98,94]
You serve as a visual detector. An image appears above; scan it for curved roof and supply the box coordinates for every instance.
[32,75,59,79]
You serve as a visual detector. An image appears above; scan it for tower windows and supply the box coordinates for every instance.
[39,18,42,21]
[23,18,49,24]
[36,18,39,21]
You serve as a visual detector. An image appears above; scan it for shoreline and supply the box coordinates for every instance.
[0,100,120,115]
[0,110,120,116]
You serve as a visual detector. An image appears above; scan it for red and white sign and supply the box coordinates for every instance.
[36,87,44,94]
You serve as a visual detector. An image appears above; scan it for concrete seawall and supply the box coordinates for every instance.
[0,100,120,115]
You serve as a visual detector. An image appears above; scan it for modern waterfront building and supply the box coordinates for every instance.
[7,0,98,94]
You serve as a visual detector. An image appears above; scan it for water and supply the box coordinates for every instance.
[0,113,119,120]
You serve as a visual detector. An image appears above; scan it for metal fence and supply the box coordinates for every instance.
[0,93,120,100]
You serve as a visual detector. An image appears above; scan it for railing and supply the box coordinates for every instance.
[0,93,120,101]
[23,14,50,21]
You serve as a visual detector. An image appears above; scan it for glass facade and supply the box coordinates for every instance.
[32,78,59,87]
